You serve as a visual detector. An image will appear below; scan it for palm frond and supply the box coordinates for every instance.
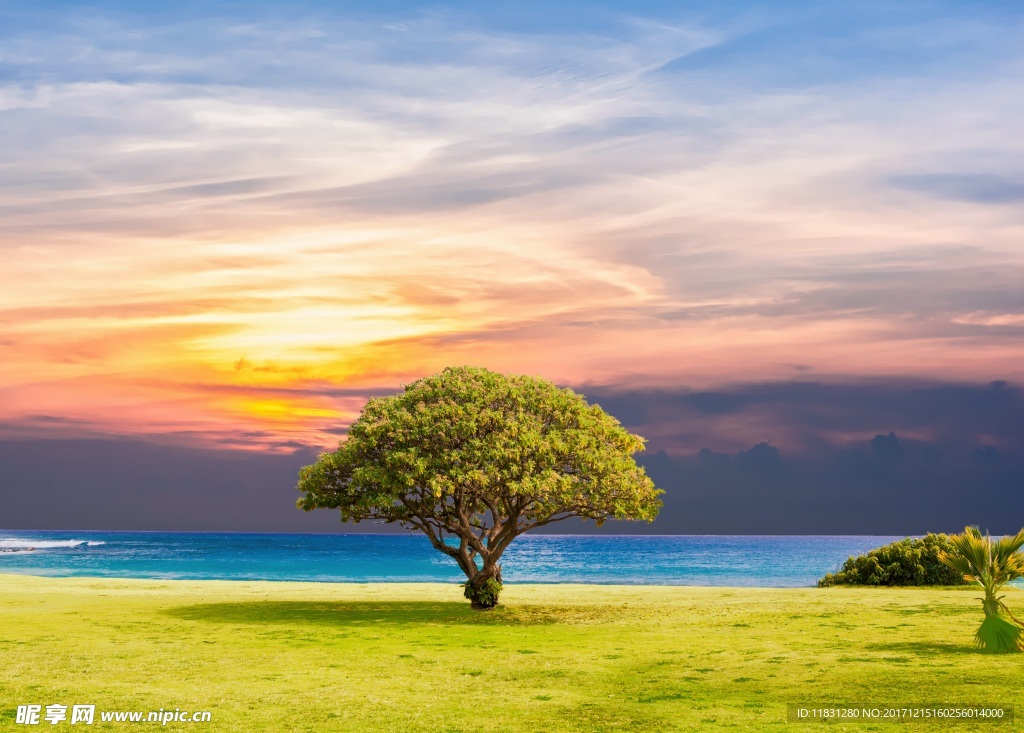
[944,525,1024,653]
[992,529,1024,582]
[976,614,1024,654]
[938,552,975,578]
[940,526,989,579]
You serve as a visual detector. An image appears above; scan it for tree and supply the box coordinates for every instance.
[939,526,1024,653]
[296,366,662,608]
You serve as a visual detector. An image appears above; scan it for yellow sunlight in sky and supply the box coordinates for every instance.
[3,10,1023,451]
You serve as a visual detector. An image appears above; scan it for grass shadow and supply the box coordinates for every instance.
[164,600,615,627]
[865,641,985,656]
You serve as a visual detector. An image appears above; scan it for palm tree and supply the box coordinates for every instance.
[939,526,1024,653]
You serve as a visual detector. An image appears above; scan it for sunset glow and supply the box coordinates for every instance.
[3,1,1023,451]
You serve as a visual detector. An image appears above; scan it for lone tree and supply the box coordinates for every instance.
[297,366,662,608]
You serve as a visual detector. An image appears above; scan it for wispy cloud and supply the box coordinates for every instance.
[889,173,1024,204]
[1,1,1023,447]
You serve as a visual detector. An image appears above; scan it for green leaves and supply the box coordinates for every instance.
[296,366,663,592]
[463,577,503,609]
[817,534,969,587]
[939,526,1024,591]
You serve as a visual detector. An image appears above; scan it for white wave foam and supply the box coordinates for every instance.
[86,541,106,546]
[0,539,93,549]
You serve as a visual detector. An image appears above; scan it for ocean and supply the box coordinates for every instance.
[0,531,904,587]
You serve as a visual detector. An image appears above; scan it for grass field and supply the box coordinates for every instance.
[0,574,1020,732]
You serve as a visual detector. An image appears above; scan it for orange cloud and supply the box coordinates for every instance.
[2,9,1024,450]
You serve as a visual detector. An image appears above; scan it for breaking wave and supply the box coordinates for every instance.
[0,538,106,550]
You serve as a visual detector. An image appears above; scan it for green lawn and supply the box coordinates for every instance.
[0,574,1020,732]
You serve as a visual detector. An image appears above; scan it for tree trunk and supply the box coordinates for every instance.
[464,564,503,609]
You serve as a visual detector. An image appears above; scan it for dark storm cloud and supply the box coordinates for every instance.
[616,431,1024,536]
[2,379,1022,535]
[582,380,1024,452]
[550,379,1024,534]
[0,439,380,533]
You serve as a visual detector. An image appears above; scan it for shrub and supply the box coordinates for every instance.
[818,534,969,587]
[463,578,503,609]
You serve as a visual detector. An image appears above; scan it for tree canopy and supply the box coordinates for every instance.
[297,366,662,606]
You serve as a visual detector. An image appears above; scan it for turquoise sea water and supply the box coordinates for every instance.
[0,531,904,587]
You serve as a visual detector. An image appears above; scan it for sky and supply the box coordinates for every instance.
[2,0,1023,532]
